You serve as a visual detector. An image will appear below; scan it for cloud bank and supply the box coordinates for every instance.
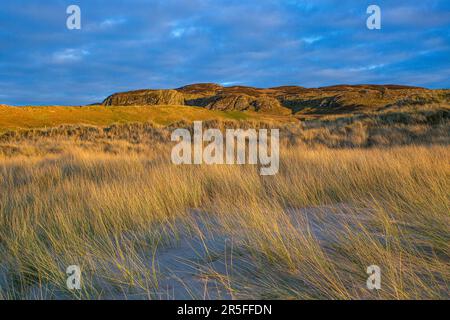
[0,0,449,105]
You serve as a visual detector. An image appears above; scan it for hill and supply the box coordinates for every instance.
[102,83,450,115]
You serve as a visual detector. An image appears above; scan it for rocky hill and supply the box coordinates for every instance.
[102,83,450,115]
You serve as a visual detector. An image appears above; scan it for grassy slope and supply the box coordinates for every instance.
[0,105,292,133]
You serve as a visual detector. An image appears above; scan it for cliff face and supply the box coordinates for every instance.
[103,89,185,106]
[102,83,449,114]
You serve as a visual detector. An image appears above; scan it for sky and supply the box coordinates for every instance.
[0,0,449,105]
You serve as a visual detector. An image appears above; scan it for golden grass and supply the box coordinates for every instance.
[0,137,448,299]
[0,105,293,133]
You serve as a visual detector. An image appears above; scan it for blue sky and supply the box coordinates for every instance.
[0,0,449,105]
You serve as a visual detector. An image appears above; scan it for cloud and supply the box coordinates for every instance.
[100,18,127,28]
[302,36,324,44]
[349,64,385,72]
[84,17,128,32]
[220,81,241,86]
[0,0,449,105]
[51,49,90,64]
[170,26,201,38]
[384,5,450,28]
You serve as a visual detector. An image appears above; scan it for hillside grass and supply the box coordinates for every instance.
[0,134,448,299]
[0,106,448,299]
[0,105,292,133]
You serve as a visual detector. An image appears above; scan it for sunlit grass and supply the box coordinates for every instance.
[0,138,448,299]
[0,105,292,133]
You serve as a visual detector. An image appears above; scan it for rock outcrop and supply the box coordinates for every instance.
[103,89,184,106]
[102,83,449,115]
